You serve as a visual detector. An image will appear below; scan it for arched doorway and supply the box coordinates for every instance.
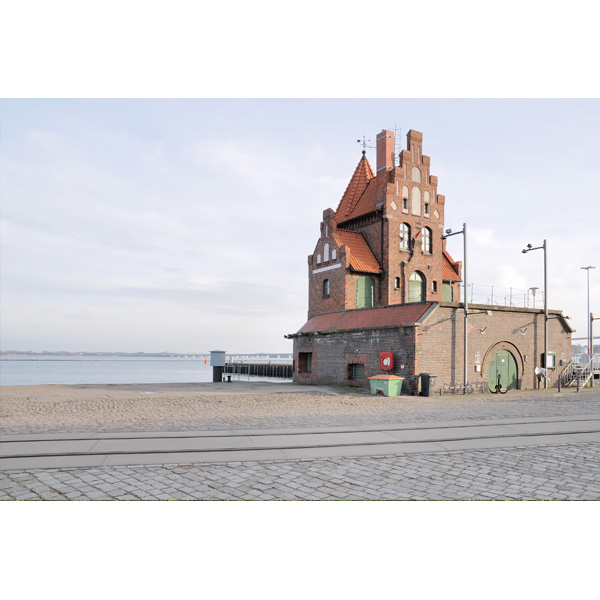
[488,349,518,392]
[408,271,425,302]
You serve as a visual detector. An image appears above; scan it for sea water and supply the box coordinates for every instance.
[0,356,291,386]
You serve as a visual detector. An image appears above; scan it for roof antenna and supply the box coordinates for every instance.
[357,135,374,157]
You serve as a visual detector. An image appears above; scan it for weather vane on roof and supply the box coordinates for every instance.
[357,135,374,154]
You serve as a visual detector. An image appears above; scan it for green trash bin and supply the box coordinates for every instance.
[368,374,404,397]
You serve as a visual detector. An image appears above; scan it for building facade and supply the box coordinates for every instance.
[288,129,572,391]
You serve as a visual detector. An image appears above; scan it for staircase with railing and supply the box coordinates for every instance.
[553,355,597,389]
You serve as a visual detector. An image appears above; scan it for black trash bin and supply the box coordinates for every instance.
[420,373,437,397]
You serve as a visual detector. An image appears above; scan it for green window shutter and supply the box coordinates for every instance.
[442,282,452,302]
[356,276,374,308]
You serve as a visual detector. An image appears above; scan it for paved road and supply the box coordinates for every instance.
[2,415,600,470]
[2,385,599,500]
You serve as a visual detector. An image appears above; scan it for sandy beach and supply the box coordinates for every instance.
[2,381,599,435]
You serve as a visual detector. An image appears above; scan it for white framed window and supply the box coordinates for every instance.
[400,223,410,250]
[421,227,432,253]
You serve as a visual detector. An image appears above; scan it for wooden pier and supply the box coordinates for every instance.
[223,362,293,379]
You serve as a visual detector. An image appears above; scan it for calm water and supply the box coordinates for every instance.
[0,356,290,386]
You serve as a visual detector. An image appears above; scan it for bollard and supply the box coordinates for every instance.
[577,376,580,392]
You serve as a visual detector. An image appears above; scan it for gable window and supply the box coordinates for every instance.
[411,166,421,182]
[402,186,409,212]
[331,249,337,260]
[324,243,330,262]
[409,271,426,302]
[421,227,432,253]
[323,279,330,297]
[298,352,313,373]
[316,254,322,264]
[400,223,410,250]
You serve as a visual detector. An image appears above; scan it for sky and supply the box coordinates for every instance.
[1,99,599,353]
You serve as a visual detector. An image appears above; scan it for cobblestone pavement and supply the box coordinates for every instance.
[1,442,599,501]
[1,386,599,500]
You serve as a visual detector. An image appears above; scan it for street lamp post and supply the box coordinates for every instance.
[581,266,596,355]
[442,223,468,393]
[591,314,599,388]
[522,240,548,389]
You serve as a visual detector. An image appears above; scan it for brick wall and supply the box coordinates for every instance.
[293,304,571,391]
[417,304,572,389]
[293,326,416,387]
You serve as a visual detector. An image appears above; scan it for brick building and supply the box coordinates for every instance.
[287,128,572,392]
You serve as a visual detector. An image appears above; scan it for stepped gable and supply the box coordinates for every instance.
[334,154,375,221]
[298,303,434,334]
[332,229,381,274]
[442,250,462,281]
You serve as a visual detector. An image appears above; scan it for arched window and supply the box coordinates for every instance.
[323,279,330,297]
[399,223,410,250]
[424,191,430,216]
[409,271,426,302]
[331,249,337,260]
[316,254,322,264]
[421,227,432,253]
[412,187,421,215]
[324,243,330,262]
[411,167,421,182]
[356,276,374,309]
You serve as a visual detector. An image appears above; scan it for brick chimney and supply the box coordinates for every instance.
[376,129,395,174]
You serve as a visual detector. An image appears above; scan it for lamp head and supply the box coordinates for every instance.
[445,229,452,235]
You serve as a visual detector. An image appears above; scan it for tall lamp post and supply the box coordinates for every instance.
[581,266,596,355]
[442,223,468,393]
[522,240,548,388]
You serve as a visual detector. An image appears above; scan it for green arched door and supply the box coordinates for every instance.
[488,350,518,391]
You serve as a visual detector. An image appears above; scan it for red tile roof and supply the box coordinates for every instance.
[297,303,435,334]
[335,155,376,221]
[333,229,381,274]
[442,250,461,281]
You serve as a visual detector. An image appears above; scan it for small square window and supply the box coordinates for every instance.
[348,363,365,381]
[298,352,313,373]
